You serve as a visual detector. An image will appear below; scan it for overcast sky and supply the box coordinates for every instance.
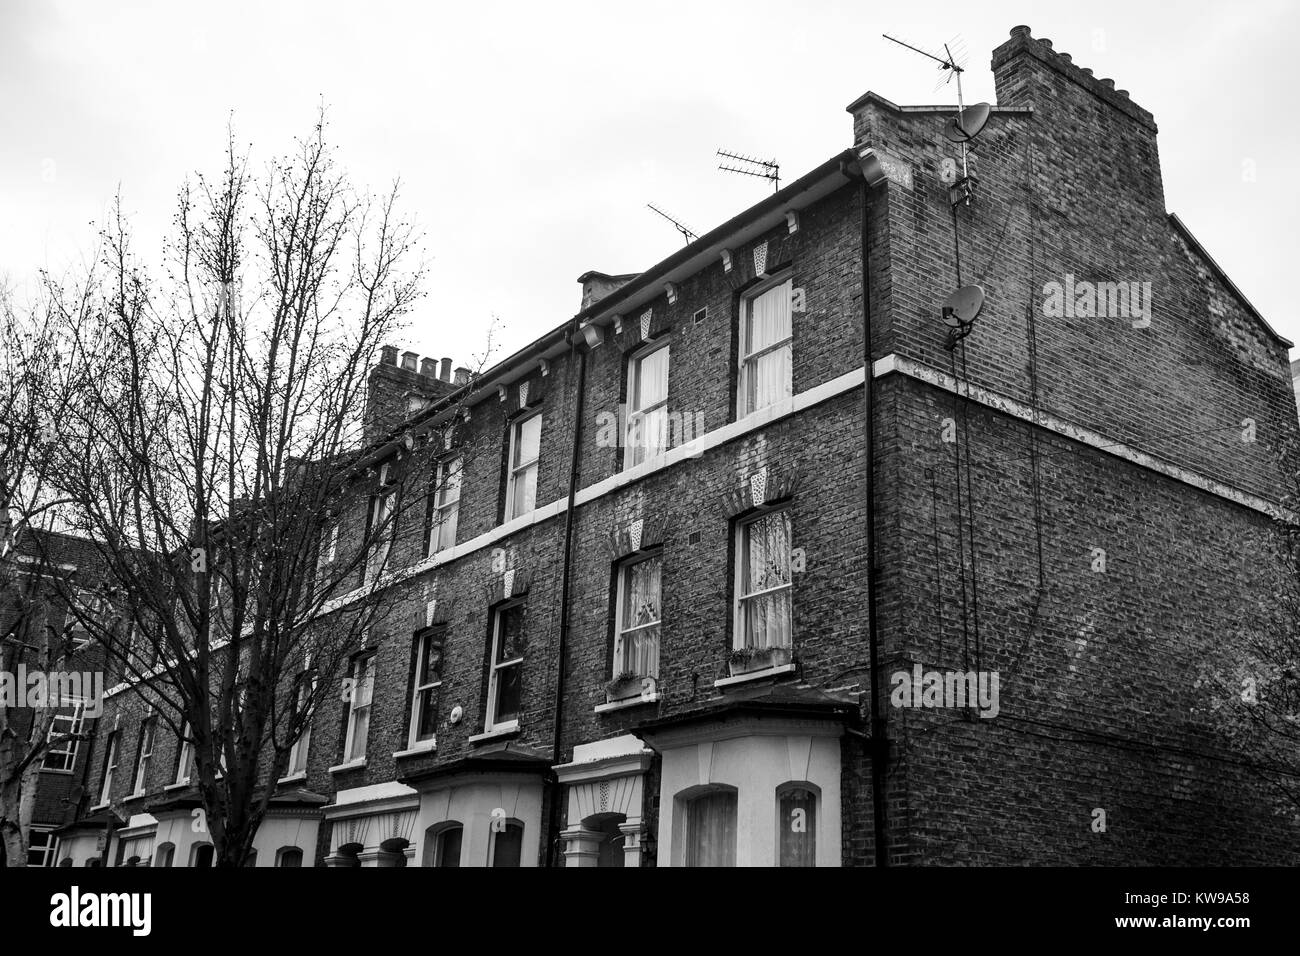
[3,0,1297,369]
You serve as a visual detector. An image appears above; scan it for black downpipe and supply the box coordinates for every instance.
[861,177,889,866]
[546,320,588,866]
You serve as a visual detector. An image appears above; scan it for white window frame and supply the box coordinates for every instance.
[68,587,101,650]
[318,521,339,570]
[504,414,542,521]
[41,699,86,773]
[733,507,794,652]
[174,723,194,786]
[624,342,671,469]
[408,631,443,748]
[132,717,156,796]
[367,491,396,581]
[485,601,525,733]
[342,654,374,763]
[97,730,120,806]
[27,827,55,867]
[429,456,462,554]
[613,553,662,682]
[737,274,793,418]
[285,675,314,778]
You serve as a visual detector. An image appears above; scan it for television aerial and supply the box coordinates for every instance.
[716,149,780,193]
[882,33,990,201]
[646,203,698,246]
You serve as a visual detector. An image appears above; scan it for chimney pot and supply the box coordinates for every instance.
[401,350,418,372]
[381,345,399,365]
[420,357,437,378]
[453,366,471,386]
[440,358,452,382]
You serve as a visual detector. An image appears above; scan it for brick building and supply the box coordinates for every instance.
[52,25,1300,867]
[1,529,117,866]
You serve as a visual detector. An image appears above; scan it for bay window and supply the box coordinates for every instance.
[683,789,737,867]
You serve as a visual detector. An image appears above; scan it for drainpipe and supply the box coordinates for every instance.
[546,317,589,867]
[857,151,890,866]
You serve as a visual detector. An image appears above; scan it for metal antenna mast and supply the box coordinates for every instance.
[646,203,698,245]
[716,149,780,192]
[882,33,972,180]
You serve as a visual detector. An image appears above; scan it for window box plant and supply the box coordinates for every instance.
[728,644,792,677]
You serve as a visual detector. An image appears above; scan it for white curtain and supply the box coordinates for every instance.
[685,791,737,867]
[742,511,792,649]
[629,347,670,464]
[745,281,793,412]
[619,558,661,678]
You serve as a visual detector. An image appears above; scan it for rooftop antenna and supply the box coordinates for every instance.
[716,149,780,192]
[646,202,698,245]
[882,33,990,202]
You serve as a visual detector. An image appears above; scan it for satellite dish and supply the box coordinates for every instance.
[943,102,991,143]
[941,285,985,328]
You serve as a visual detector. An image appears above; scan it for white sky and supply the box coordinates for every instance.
[3,0,1298,367]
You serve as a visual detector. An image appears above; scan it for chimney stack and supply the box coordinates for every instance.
[401,350,418,372]
[453,366,471,386]
[440,358,452,382]
[420,357,438,378]
[380,344,399,366]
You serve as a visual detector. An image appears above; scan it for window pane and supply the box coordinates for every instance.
[743,590,792,649]
[621,558,662,630]
[511,462,538,516]
[744,511,792,594]
[747,343,792,412]
[441,459,462,505]
[494,661,521,724]
[685,792,736,867]
[416,688,438,740]
[746,281,792,353]
[497,605,527,661]
[634,347,670,409]
[779,788,817,867]
[437,827,462,868]
[492,823,523,867]
[516,416,541,465]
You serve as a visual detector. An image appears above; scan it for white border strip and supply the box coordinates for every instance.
[873,353,1290,520]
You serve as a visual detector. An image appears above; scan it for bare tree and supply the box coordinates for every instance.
[41,116,470,867]
[0,281,100,866]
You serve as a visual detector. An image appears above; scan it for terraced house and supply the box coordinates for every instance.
[50,26,1300,867]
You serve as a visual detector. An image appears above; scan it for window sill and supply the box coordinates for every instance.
[38,768,74,775]
[89,802,109,813]
[595,693,662,714]
[714,662,797,689]
[393,740,438,759]
[327,759,367,775]
[162,781,190,792]
[277,771,306,785]
[468,724,519,746]
[126,790,148,801]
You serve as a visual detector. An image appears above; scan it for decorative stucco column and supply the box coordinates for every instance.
[559,825,603,867]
